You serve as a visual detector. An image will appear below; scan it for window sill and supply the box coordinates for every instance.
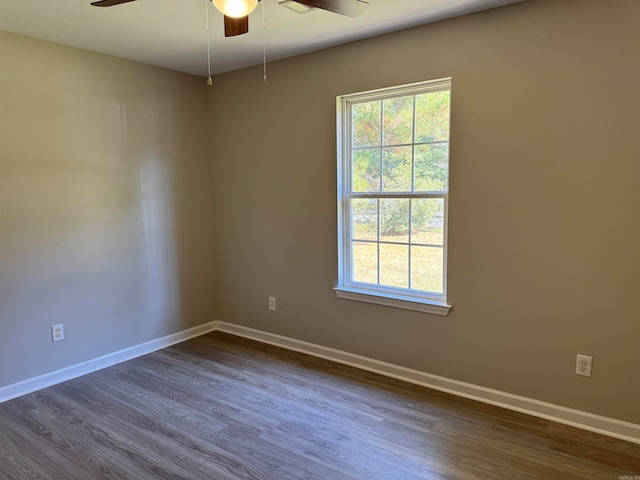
[334,287,451,316]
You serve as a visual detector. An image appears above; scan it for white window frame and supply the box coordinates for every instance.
[335,78,452,316]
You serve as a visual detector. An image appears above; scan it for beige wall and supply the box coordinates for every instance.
[0,32,217,386]
[208,0,640,424]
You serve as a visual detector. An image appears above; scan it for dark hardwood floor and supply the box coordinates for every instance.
[1,331,638,479]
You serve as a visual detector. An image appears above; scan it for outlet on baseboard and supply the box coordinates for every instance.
[52,324,64,342]
[576,354,592,377]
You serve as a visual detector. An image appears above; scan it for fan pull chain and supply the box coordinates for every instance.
[205,0,213,85]
[262,0,267,84]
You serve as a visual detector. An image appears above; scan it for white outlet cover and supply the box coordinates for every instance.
[576,354,592,377]
[51,324,64,342]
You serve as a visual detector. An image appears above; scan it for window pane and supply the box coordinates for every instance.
[351,199,378,241]
[352,241,378,284]
[415,91,450,143]
[380,244,409,288]
[341,79,450,305]
[414,144,448,192]
[411,198,444,246]
[352,148,381,192]
[352,101,381,148]
[382,146,412,192]
[411,246,443,293]
[380,198,409,243]
[383,96,414,146]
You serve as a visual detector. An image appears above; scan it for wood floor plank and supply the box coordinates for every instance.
[0,423,52,480]
[0,397,146,480]
[147,348,386,428]
[1,331,638,480]
[213,423,355,480]
[182,335,444,434]
[45,384,248,480]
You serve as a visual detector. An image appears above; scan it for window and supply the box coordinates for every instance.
[335,78,452,315]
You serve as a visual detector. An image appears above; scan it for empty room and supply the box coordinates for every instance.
[0,0,639,478]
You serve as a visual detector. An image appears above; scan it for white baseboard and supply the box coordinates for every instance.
[215,321,640,445]
[0,321,217,403]
[2,319,638,445]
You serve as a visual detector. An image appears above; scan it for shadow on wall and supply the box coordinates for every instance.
[0,38,214,387]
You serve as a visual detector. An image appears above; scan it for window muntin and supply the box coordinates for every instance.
[337,79,451,308]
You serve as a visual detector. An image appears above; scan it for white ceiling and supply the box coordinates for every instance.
[0,0,522,77]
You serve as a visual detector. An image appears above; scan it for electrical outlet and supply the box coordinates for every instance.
[51,324,64,342]
[576,354,592,377]
[269,296,276,311]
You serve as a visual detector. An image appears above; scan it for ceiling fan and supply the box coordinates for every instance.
[90,0,369,37]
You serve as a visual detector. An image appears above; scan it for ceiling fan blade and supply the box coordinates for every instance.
[224,15,249,37]
[91,0,138,6]
[294,0,368,18]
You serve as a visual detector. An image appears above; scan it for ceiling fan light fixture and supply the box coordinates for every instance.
[279,0,316,14]
[212,0,258,18]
